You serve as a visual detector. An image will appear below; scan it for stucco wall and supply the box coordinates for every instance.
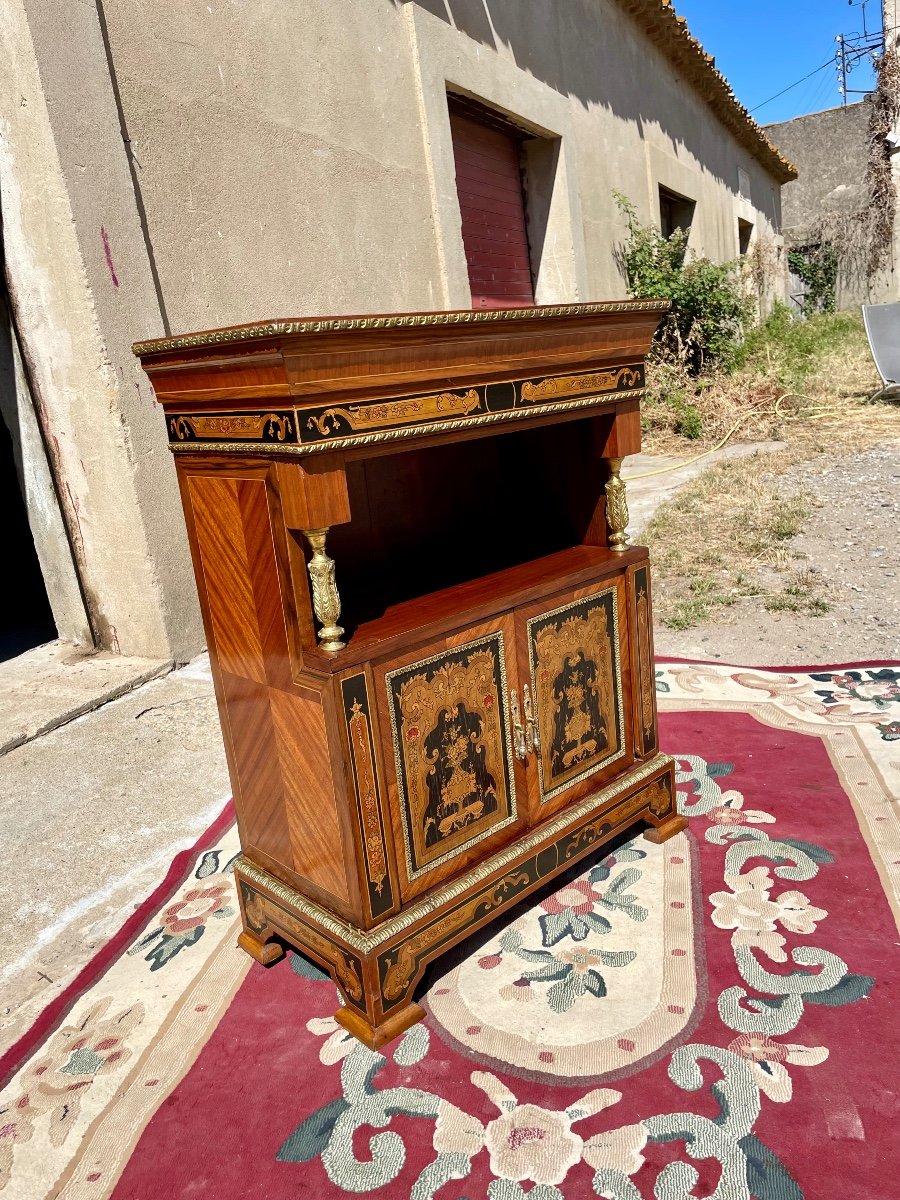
[766,101,900,306]
[3,0,786,660]
[99,0,783,328]
[766,103,871,240]
[0,0,203,660]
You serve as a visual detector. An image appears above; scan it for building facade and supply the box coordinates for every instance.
[767,100,900,310]
[0,0,794,662]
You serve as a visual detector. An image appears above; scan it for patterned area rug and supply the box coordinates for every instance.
[2,661,899,1200]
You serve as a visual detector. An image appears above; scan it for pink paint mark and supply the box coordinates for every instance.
[100,227,119,288]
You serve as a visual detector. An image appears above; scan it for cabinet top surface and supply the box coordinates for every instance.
[132,300,669,358]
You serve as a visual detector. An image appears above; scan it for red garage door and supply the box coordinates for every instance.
[449,102,535,310]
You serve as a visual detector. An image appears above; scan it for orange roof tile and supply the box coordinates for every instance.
[618,0,798,182]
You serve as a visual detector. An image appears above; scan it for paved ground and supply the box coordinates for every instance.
[0,641,170,754]
[2,440,895,1058]
[623,440,787,538]
[0,656,229,1058]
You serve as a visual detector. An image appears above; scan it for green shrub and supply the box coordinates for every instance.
[786,248,837,317]
[614,193,753,373]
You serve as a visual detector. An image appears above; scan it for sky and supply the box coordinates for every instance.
[673,0,881,125]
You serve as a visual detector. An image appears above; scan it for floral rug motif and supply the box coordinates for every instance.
[1,661,898,1200]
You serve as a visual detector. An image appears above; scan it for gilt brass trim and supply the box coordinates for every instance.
[604,457,630,551]
[303,527,345,652]
[169,389,647,456]
[233,751,673,953]
[134,300,670,356]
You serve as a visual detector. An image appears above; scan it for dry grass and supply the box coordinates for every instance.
[642,309,897,457]
[640,310,898,630]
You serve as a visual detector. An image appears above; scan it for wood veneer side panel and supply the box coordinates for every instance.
[267,685,356,909]
[186,474,267,683]
[218,669,294,868]
[177,461,290,863]
[186,463,358,913]
[234,475,296,692]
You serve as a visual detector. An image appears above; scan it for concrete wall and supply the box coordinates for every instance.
[765,101,900,307]
[766,104,871,243]
[97,0,784,326]
[0,0,203,660]
[1,0,786,660]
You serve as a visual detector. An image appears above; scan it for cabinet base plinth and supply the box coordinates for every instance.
[644,814,689,844]
[237,929,285,966]
[234,752,683,1045]
[335,1001,426,1049]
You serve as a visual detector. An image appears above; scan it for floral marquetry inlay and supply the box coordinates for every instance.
[386,634,518,882]
[529,588,626,804]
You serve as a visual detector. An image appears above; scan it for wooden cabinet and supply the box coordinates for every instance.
[135,302,687,1048]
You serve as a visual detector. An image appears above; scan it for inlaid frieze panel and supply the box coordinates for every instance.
[385,633,518,881]
[165,363,645,454]
[528,587,626,804]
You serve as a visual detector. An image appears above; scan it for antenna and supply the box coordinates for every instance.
[847,0,870,41]
[836,0,883,105]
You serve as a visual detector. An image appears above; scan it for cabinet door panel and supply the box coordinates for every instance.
[521,576,632,819]
[375,617,527,901]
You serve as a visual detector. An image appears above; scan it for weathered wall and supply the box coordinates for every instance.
[2,0,786,660]
[767,101,900,307]
[766,104,871,243]
[93,0,784,328]
[0,0,203,660]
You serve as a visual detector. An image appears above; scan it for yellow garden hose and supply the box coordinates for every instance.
[625,392,811,481]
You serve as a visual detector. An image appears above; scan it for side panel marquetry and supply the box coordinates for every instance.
[341,673,395,921]
[630,564,658,757]
[527,584,626,806]
[385,632,519,884]
[182,465,355,912]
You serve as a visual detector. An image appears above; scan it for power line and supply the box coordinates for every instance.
[748,55,839,114]
[748,15,900,118]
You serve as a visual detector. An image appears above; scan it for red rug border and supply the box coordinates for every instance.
[0,800,235,1090]
[657,656,900,673]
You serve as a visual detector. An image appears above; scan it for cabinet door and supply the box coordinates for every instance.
[373,617,528,902]
[518,575,633,820]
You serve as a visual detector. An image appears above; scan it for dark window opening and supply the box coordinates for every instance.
[738,218,753,257]
[658,186,695,241]
[448,94,535,309]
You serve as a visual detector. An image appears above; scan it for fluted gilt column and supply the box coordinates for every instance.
[604,457,630,552]
[304,527,345,652]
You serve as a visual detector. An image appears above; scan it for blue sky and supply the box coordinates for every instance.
[674,0,881,124]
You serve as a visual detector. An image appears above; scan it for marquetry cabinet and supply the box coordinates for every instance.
[134,302,686,1048]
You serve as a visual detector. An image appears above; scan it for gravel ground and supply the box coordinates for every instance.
[654,443,900,665]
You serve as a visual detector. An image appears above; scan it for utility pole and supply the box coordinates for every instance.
[886,0,900,53]
[838,33,849,104]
